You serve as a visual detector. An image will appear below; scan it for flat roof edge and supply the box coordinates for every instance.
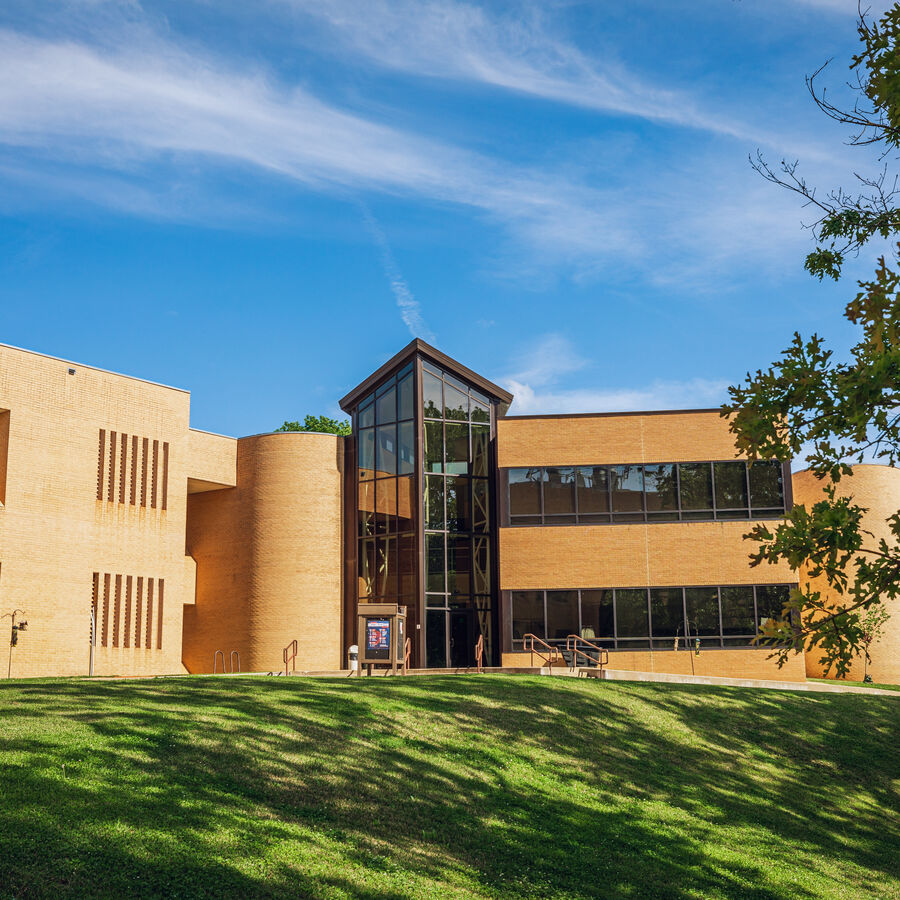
[502,408,724,421]
[0,341,190,395]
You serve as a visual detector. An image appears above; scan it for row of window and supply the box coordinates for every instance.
[507,460,786,525]
[357,362,414,428]
[511,584,794,650]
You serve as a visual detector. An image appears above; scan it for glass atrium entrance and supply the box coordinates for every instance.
[341,341,511,668]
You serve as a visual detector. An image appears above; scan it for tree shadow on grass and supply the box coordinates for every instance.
[0,675,897,899]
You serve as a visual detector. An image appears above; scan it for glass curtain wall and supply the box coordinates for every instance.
[355,362,417,620]
[510,584,796,649]
[507,460,786,526]
[422,360,495,668]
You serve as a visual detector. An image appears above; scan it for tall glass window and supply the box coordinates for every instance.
[423,360,495,667]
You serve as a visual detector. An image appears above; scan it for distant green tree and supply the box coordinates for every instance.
[276,415,351,436]
[725,7,900,676]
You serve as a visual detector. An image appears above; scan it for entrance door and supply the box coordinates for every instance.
[449,610,476,668]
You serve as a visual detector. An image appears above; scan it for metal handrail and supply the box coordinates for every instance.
[565,635,609,670]
[283,639,298,675]
[230,650,241,674]
[474,634,484,673]
[403,637,411,675]
[522,633,562,667]
[213,649,225,674]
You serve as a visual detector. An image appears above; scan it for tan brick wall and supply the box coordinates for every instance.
[0,344,192,677]
[499,522,795,589]
[187,428,237,489]
[793,465,900,685]
[501,647,807,681]
[182,432,344,674]
[498,410,741,468]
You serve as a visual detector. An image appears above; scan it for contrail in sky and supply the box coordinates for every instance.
[360,203,436,343]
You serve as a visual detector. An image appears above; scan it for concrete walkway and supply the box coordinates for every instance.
[570,667,900,697]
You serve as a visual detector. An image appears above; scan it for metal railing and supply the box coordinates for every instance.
[403,637,411,675]
[522,633,562,667]
[283,639,298,675]
[474,634,485,673]
[565,635,609,670]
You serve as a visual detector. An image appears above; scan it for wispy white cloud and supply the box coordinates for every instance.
[500,333,728,414]
[0,28,644,266]
[360,204,436,342]
[268,0,830,156]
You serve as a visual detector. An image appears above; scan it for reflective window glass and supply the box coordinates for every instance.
[358,428,375,475]
[471,398,490,423]
[425,533,445,592]
[644,464,678,516]
[444,383,469,420]
[756,584,791,628]
[512,591,544,640]
[546,591,578,640]
[425,474,444,529]
[358,400,375,429]
[580,590,614,642]
[685,587,720,636]
[616,589,650,638]
[446,476,471,531]
[397,373,414,421]
[358,481,374,537]
[615,589,649,638]
[396,475,415,533]
[376,537,397,598]
[472,478,490,532]
[471,425,489,477]
[650,588,684,643]
[424,421,443,473]
[749,462,784,511]
[426,610,447,667]
[397,532,416,598]
[397,421,415,475]
[720,586,755,635]
[376,425,397,475]
[376,385,396,425]
[679,463,713,512]
[445,423,469,475]
[358,538,375,599]
[423,371,443,418]
[577,467,610,514]
[509,468,542,517]
[544,467,576,517]
[447,535,471,597]
[714,462,748,510]
[472,536,491,595]
[611,465,644,514]
[375,478,396,535]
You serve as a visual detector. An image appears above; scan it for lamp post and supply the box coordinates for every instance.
[2,609,27,679]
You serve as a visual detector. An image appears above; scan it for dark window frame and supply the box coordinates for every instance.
[508,583,796,651]
[505,459,789,526]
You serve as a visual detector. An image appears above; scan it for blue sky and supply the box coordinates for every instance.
[0,0,892,435]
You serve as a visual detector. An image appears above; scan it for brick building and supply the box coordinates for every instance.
[1,338,896,683]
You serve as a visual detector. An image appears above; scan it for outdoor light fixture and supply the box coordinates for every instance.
[3,609,27,678]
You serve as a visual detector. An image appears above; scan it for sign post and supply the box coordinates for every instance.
[356,603,407,674]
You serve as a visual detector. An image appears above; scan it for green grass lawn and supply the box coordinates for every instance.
[1,675,898,900]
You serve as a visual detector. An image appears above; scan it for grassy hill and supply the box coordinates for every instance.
[1,675,898,899]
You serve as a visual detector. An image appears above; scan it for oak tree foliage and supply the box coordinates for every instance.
[276,415,351,436]
[725,5,900,675]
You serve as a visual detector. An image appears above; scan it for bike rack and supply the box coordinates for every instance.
[230,650,241,674]
[213,649,225,674]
